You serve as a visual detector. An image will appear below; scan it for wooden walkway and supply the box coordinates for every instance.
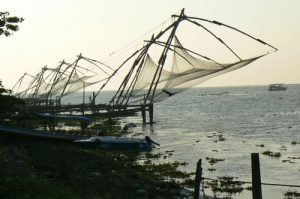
[23,101,155,124]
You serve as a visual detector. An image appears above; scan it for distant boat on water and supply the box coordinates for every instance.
[268,83,287,91]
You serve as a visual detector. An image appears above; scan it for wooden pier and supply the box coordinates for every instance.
[22,99,155,124]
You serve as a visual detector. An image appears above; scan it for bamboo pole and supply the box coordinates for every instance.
[59,54,82,99]
[146,9,185,104]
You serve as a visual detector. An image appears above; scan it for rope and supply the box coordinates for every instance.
[100,16,173,63]
[203,177,300,188]
[186,18,243,61]
[180,16,278,52]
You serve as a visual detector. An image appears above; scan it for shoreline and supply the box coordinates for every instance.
[0,129,194,198]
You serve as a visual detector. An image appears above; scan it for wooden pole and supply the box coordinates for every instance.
[149,103,154,124]
[60,55,81,99]
[107,106,112,121]
[194,159,202,199]
[82,82,85,115]
[251,153,262,199]
[92,91,96,114]
[141,105,146,124]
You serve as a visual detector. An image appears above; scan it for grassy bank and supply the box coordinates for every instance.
[0,137,193,199]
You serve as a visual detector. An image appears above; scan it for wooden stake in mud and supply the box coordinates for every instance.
[91,92,96,114]
[149,103,154,124]
[141,105,146,124]
[251,153,262,199]
[194,159,202,199]
[82,81,85,116]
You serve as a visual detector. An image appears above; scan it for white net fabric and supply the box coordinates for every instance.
[33,79,52,98]
[49,77,68,96]
[128,37,263,104]
[29,71,101,99]
[62,72,96,96]
[128,54,171,103]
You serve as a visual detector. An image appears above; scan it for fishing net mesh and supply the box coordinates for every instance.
[26,71,101,99]
[127,37,262,104]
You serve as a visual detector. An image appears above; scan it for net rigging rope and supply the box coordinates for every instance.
[100,16,173,64]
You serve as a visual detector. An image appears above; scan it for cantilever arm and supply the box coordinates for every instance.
[186,18,242,61]
[172,14,278,52]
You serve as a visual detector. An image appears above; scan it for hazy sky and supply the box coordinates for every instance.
[1,0,300,90]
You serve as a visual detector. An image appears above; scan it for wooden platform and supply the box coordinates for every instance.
[22,101,155,124]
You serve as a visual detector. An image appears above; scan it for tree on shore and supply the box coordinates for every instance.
[0,12,24,37]
[0,12,25,117]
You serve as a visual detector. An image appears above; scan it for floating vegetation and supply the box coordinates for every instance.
[283,156,300,164]
[217,135,226,142]
[280,145,287,151]
[145,152,164,159]
[208,167,216,172]
[204,176,245,198]
[206,157,226,166]
[165,150,174,153]
[262,150,281,158]
[291,140,300,145]
[182,178,195,188]
[207,133,226,142]
[282,159,295,164]
[205,157,225,172]
[173,161,189,167]
[283,190,300,199]
[287,156,300,160]
[144,151,175,161]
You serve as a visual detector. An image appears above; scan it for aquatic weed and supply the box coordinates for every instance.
[283,190,300,199]
[205,175,244,198]
[206,157,226,165]
[262,150,281,158]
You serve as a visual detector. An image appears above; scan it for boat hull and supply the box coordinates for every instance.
[73,136,153,151]
[0,125,154,151]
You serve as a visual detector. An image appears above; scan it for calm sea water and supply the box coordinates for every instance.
[69,85,300,198]
[125,85,300,198]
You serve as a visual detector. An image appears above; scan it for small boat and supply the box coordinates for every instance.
[268,83,287,91]
[37,113,93,124]
[73,136,159,151]
[0,124,87,141]
[0,124,158,151]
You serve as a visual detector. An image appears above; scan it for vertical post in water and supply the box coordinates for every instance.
[251,153,262,199]
[194,159,202,199]
[141,105,146,124]
[149,103,154,124]
[82,82,85,116]
[107,106,112,121]
[92,91,96,114]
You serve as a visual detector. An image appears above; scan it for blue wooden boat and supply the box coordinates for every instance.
[0,124,158,151]
[37,113,93,123]
[73,136,159,151]
[0,124,87,141]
